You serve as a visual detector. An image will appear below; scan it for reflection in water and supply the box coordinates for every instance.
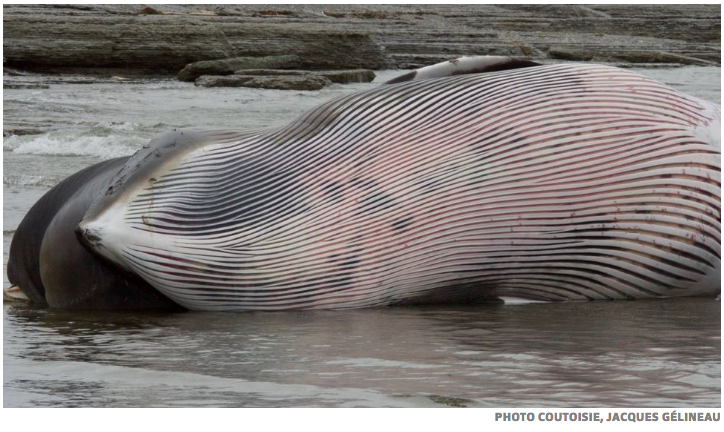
[4,298,720,407]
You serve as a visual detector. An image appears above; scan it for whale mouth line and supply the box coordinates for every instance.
[75,219,125,272]
[75,222,101,249]
[81,230,101,245]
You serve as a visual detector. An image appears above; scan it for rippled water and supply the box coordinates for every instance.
[2,66,721,407]
[4,299,720,407]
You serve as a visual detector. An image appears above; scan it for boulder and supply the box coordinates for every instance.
[138,6,162,15]
[195,75,333,90]
[231,69,376,83]
[3,83,50,90]
[609,51,718,66]
[3,67,32,76]
[178,55,301,82]
[243,75,332,90]
[194,75,255,87]
[548,47,717,65]
[548,48,594,61]
[314,69,376,83]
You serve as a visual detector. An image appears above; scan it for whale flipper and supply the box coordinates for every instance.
[384,56,542,85]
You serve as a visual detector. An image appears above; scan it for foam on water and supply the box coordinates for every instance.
[4,131,144,158]
[3,174,64,188]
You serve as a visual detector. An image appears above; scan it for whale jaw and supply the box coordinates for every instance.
[76,202,134,273]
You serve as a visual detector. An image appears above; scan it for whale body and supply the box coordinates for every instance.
[9,57,722,310]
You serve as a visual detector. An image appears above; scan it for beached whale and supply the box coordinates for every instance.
[7,57,721,310]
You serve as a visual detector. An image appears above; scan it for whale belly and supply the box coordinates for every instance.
[80,64,721,310]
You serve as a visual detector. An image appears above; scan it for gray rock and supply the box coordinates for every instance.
[3,8,388,73]
[3,83,50,90]
[609,51,718,66]
[232,69,376,83]
[195,74,333,90]
[3,67,32,76]
[242,75,332,90]
[232,69,308,76]
[178,55,301,82]
[138,6,162,15]
[548,48,594,61]
[194,75,255,87]
[549,47,717,65]
[2,4,720,74]
[316,69,376,83]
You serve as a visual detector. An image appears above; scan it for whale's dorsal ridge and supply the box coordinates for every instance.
[384,56,542,85]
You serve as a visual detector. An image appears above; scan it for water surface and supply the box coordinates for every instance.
[4,298,720,407]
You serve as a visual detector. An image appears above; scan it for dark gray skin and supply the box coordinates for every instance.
[7,157,183,310]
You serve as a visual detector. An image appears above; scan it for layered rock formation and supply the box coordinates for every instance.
[194,69,376,89]
[3,4,720,75]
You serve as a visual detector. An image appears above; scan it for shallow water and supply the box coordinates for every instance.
[3,298,721,407]
[2,66,721,407]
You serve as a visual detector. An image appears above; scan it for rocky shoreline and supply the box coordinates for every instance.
[3,4,721,79]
